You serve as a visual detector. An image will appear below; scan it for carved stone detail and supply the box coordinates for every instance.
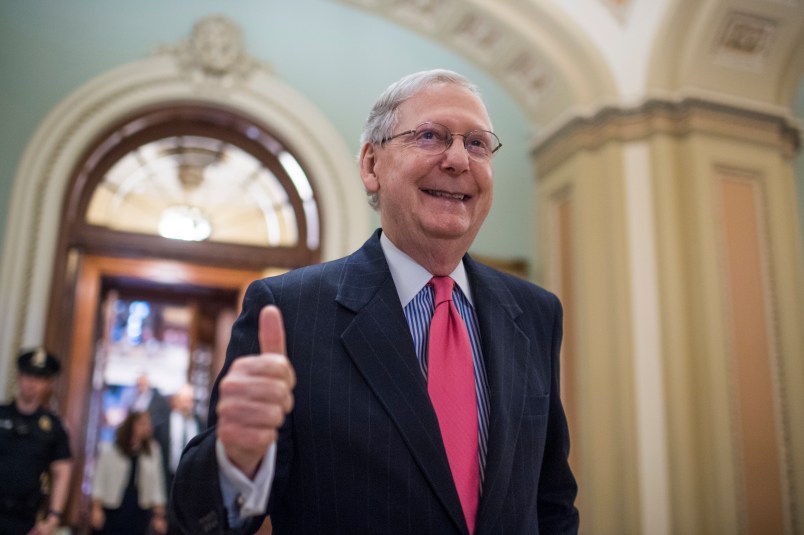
[390,0,447,18]
[532,98,801,176]
[340,0,553,111]
[162,15,258,84]
[715,11,778,71]
[505,52,550,106]
[452,12,504,62]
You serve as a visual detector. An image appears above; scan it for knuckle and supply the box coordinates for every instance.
[262,404,280,426]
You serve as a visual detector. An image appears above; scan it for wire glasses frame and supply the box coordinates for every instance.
[380,122,502,160]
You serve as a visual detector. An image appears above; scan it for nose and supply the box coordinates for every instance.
[440,135,470,172]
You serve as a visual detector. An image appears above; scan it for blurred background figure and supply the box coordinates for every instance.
[130,373,170,429]
[0,348,72,535]
[153,384,204,497]
[90,411,167,535]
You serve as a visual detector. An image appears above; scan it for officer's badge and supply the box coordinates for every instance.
[32,348,47,369]
[39,415,52,432]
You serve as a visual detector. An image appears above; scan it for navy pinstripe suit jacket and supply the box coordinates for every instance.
[169,230,578,534]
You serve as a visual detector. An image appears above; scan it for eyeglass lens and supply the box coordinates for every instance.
[412,123,499,158]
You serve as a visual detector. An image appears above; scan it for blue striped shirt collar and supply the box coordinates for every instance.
[379,231,474,308]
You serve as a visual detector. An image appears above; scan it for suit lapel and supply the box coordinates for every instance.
[336,233,469,534]
[465,258,530,533]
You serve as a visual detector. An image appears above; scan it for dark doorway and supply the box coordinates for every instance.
[57,255,261,533]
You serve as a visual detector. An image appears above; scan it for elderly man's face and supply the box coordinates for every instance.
[362,84,494,260]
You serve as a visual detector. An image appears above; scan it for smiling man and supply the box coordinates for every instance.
[169,69,578,535]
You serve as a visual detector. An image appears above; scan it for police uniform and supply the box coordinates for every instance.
[0,349,71,535]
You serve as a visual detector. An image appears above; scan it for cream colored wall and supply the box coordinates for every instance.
[537,98,804,534]
[654,126,804,534]
[541,142,642,535]
[654,130,748,535]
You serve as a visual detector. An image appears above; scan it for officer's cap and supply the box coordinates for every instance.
[17,348,61,378]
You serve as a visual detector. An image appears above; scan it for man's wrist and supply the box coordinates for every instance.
[45,509,62,524]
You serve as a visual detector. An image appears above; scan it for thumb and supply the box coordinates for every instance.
[259,305,286,356]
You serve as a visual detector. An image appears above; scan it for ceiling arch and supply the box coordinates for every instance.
[337,0,618,128]
[343,0,804,119]
[648,0,804,108]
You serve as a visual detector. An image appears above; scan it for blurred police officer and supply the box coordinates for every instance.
[0,348,72,535]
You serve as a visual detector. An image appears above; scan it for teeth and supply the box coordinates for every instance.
[426,189,466,201]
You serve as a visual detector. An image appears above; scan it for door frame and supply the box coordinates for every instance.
[58,253,263,529]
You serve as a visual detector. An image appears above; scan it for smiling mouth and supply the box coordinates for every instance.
[422,188,470,201]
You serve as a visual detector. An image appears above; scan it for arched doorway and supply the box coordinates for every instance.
[48,103,321,530]
[0,18,369,529]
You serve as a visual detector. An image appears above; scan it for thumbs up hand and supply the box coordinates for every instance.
[216,305,296,478]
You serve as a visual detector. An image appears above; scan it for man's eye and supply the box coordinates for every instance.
[418,129,439,141]
[466,135,489,150]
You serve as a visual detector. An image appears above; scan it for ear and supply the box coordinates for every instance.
[359,143,380,194]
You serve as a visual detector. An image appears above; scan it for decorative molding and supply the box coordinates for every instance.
[532,97,801,176]
[714,11,779,72]
[714,167,792,534]
[156,15,259,92]
[452,11,505,63]
[388,0,450,31]
[337,0,556,114]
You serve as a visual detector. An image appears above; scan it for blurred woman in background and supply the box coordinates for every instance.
[90,410,167,535]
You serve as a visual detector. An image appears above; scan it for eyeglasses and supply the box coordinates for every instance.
[380,122,502,160]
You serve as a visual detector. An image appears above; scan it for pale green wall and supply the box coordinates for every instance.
[0,0,538,269]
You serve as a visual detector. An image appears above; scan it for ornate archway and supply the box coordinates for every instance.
[0,15,370,390]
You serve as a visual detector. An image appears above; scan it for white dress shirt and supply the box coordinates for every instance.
[169,411,199,472]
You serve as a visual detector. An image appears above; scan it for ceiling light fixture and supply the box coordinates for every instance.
[158,205,212,241]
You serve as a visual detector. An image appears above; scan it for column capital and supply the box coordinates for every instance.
[532,96,801,176]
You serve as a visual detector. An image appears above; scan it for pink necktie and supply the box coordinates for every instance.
[427,276,479,533]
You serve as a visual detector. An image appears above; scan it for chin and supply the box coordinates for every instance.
[424,224,468,239]
[425,224,477,244]
[424,213,470,232]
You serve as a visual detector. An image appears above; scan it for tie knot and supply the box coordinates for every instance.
[430,276,455,306]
